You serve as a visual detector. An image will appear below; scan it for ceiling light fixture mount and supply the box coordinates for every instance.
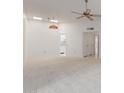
[48,17,59,30]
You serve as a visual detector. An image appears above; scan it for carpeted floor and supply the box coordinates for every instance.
[24,57,101,93]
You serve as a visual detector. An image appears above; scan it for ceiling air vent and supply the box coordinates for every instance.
[87,27,94,30]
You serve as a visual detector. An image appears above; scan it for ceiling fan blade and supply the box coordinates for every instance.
[72,11,83,15]
[76,15,85,19]
[90,14,101,17]
[86,15,93,21]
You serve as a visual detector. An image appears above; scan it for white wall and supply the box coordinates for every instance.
[24,20,60,61]
[24,18,101,61]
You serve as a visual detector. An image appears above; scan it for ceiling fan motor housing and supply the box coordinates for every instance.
[85,0,88,3]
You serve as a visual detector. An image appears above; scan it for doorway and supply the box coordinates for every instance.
[59,33,67,56]
[83,32,99,58]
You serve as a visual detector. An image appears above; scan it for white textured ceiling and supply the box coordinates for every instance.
[24,0,101,22]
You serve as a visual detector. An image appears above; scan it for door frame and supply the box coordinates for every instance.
[82,31,100,58]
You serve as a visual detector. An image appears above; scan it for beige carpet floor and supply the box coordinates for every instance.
[24,57,101,93]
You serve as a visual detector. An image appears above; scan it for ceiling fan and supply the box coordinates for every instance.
[72,0,101,21]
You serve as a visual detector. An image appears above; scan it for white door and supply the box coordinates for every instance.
[83,32,95,57]
[59,34,67,56]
